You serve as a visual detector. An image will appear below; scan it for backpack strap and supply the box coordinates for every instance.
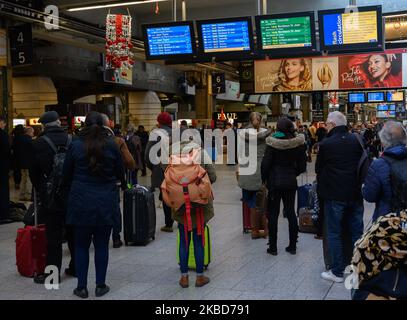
[41,135,58,154]
[41,134,72,154]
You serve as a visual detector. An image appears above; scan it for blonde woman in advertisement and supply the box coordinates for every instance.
[273,59,312,92]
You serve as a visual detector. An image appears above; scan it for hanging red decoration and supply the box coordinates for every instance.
[105,12,134,76]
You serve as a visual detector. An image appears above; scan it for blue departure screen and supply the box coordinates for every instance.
[349,93,365,103]
[200,21,251,53]
[146,25,193,56]
[367,92,384,102]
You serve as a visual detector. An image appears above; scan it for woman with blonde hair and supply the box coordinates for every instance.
[273,58,312,92]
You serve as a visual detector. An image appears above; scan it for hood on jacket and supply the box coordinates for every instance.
[266,134,305,150]
[238,126,271,142]
[383,144,407,160]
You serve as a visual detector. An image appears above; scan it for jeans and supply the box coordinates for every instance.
[324,200,364,277]
[178,224,204,274]
[268,189,298,248]
[74,225,112,288]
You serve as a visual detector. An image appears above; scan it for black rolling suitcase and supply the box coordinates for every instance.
[123,185,156,246]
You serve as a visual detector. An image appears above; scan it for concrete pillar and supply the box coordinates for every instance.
[128,91,162,131]
[12,77,58,118]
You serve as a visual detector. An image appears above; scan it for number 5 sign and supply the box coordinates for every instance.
[212,73,226,95]
[8,24,33,67]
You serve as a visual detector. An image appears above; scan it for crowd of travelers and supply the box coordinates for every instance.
[0,108,405,300]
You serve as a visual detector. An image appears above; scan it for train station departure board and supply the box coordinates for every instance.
[147,25,193,56]
[142,22,196,60]
[259,16,312,49]
[255,12,317,55]
[199,20,252,53]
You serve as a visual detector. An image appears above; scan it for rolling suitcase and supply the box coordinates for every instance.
[16,190,47,277]
[123,184,156,246]
[177,225,211,270]
[242,201,251,234]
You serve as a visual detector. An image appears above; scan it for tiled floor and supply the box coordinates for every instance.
[0,160,374,300]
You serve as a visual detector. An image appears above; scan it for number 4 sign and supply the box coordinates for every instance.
[8,24,33,67]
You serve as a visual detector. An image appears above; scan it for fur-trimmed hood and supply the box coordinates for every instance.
[266,134,305,150]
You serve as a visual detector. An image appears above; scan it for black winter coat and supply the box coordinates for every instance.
[261,134,307,191]
[29,126,70,205]
[12,134,33,169]
[315,126,363,202]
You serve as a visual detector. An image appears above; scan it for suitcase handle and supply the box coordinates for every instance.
[33,188,38,227]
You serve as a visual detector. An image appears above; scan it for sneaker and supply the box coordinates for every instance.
[95,284,110,297]
[113,239,123,248]
[161,226,173,233]
[321,270,344,283]
[73,287,89,299]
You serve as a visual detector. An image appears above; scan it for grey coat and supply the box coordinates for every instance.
[145,125,172,188]
[238,126,272,191]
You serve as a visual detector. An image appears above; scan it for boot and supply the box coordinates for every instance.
[179,275,189,288]
[195,275,210,287]
[267,242,277,256]
[286,231,298,255]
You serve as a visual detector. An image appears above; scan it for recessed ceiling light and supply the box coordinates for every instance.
[67,0,170,12]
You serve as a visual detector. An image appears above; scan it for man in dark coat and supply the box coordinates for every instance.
[145,112,174,232]
[0,116,10,223]
[316,111,364,283]
[363,121,407,221]
[29,111,75,283]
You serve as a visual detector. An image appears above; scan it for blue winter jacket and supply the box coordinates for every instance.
[362,144,407,221]
[63,137,125,226]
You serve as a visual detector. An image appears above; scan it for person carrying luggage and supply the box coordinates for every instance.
[124,123,143,185]
[29,111,76,284]
[63,112,125,298]
[238,112,272,239]
[261,117,307,255]
[161,139,216,288]
[101,114,135,249]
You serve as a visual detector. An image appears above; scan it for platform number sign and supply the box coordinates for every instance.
[9,24,33,67]
[212,73,225,94]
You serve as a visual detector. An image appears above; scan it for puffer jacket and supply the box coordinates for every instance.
[238,126,272,191]
[362,144,407,221]
[261,134,307,191]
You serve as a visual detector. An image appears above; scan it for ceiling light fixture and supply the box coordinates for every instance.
[67,0,170,12]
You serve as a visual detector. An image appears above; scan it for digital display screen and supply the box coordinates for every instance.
[200,20,251,53]
[377,104,396,118]
[145,24,193,57]
[387,91,404,102]
[323,11,378,46]
[259,16,312,49]
[348,92,365,103]
[13,119,25,127]
[367,92,385,102]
